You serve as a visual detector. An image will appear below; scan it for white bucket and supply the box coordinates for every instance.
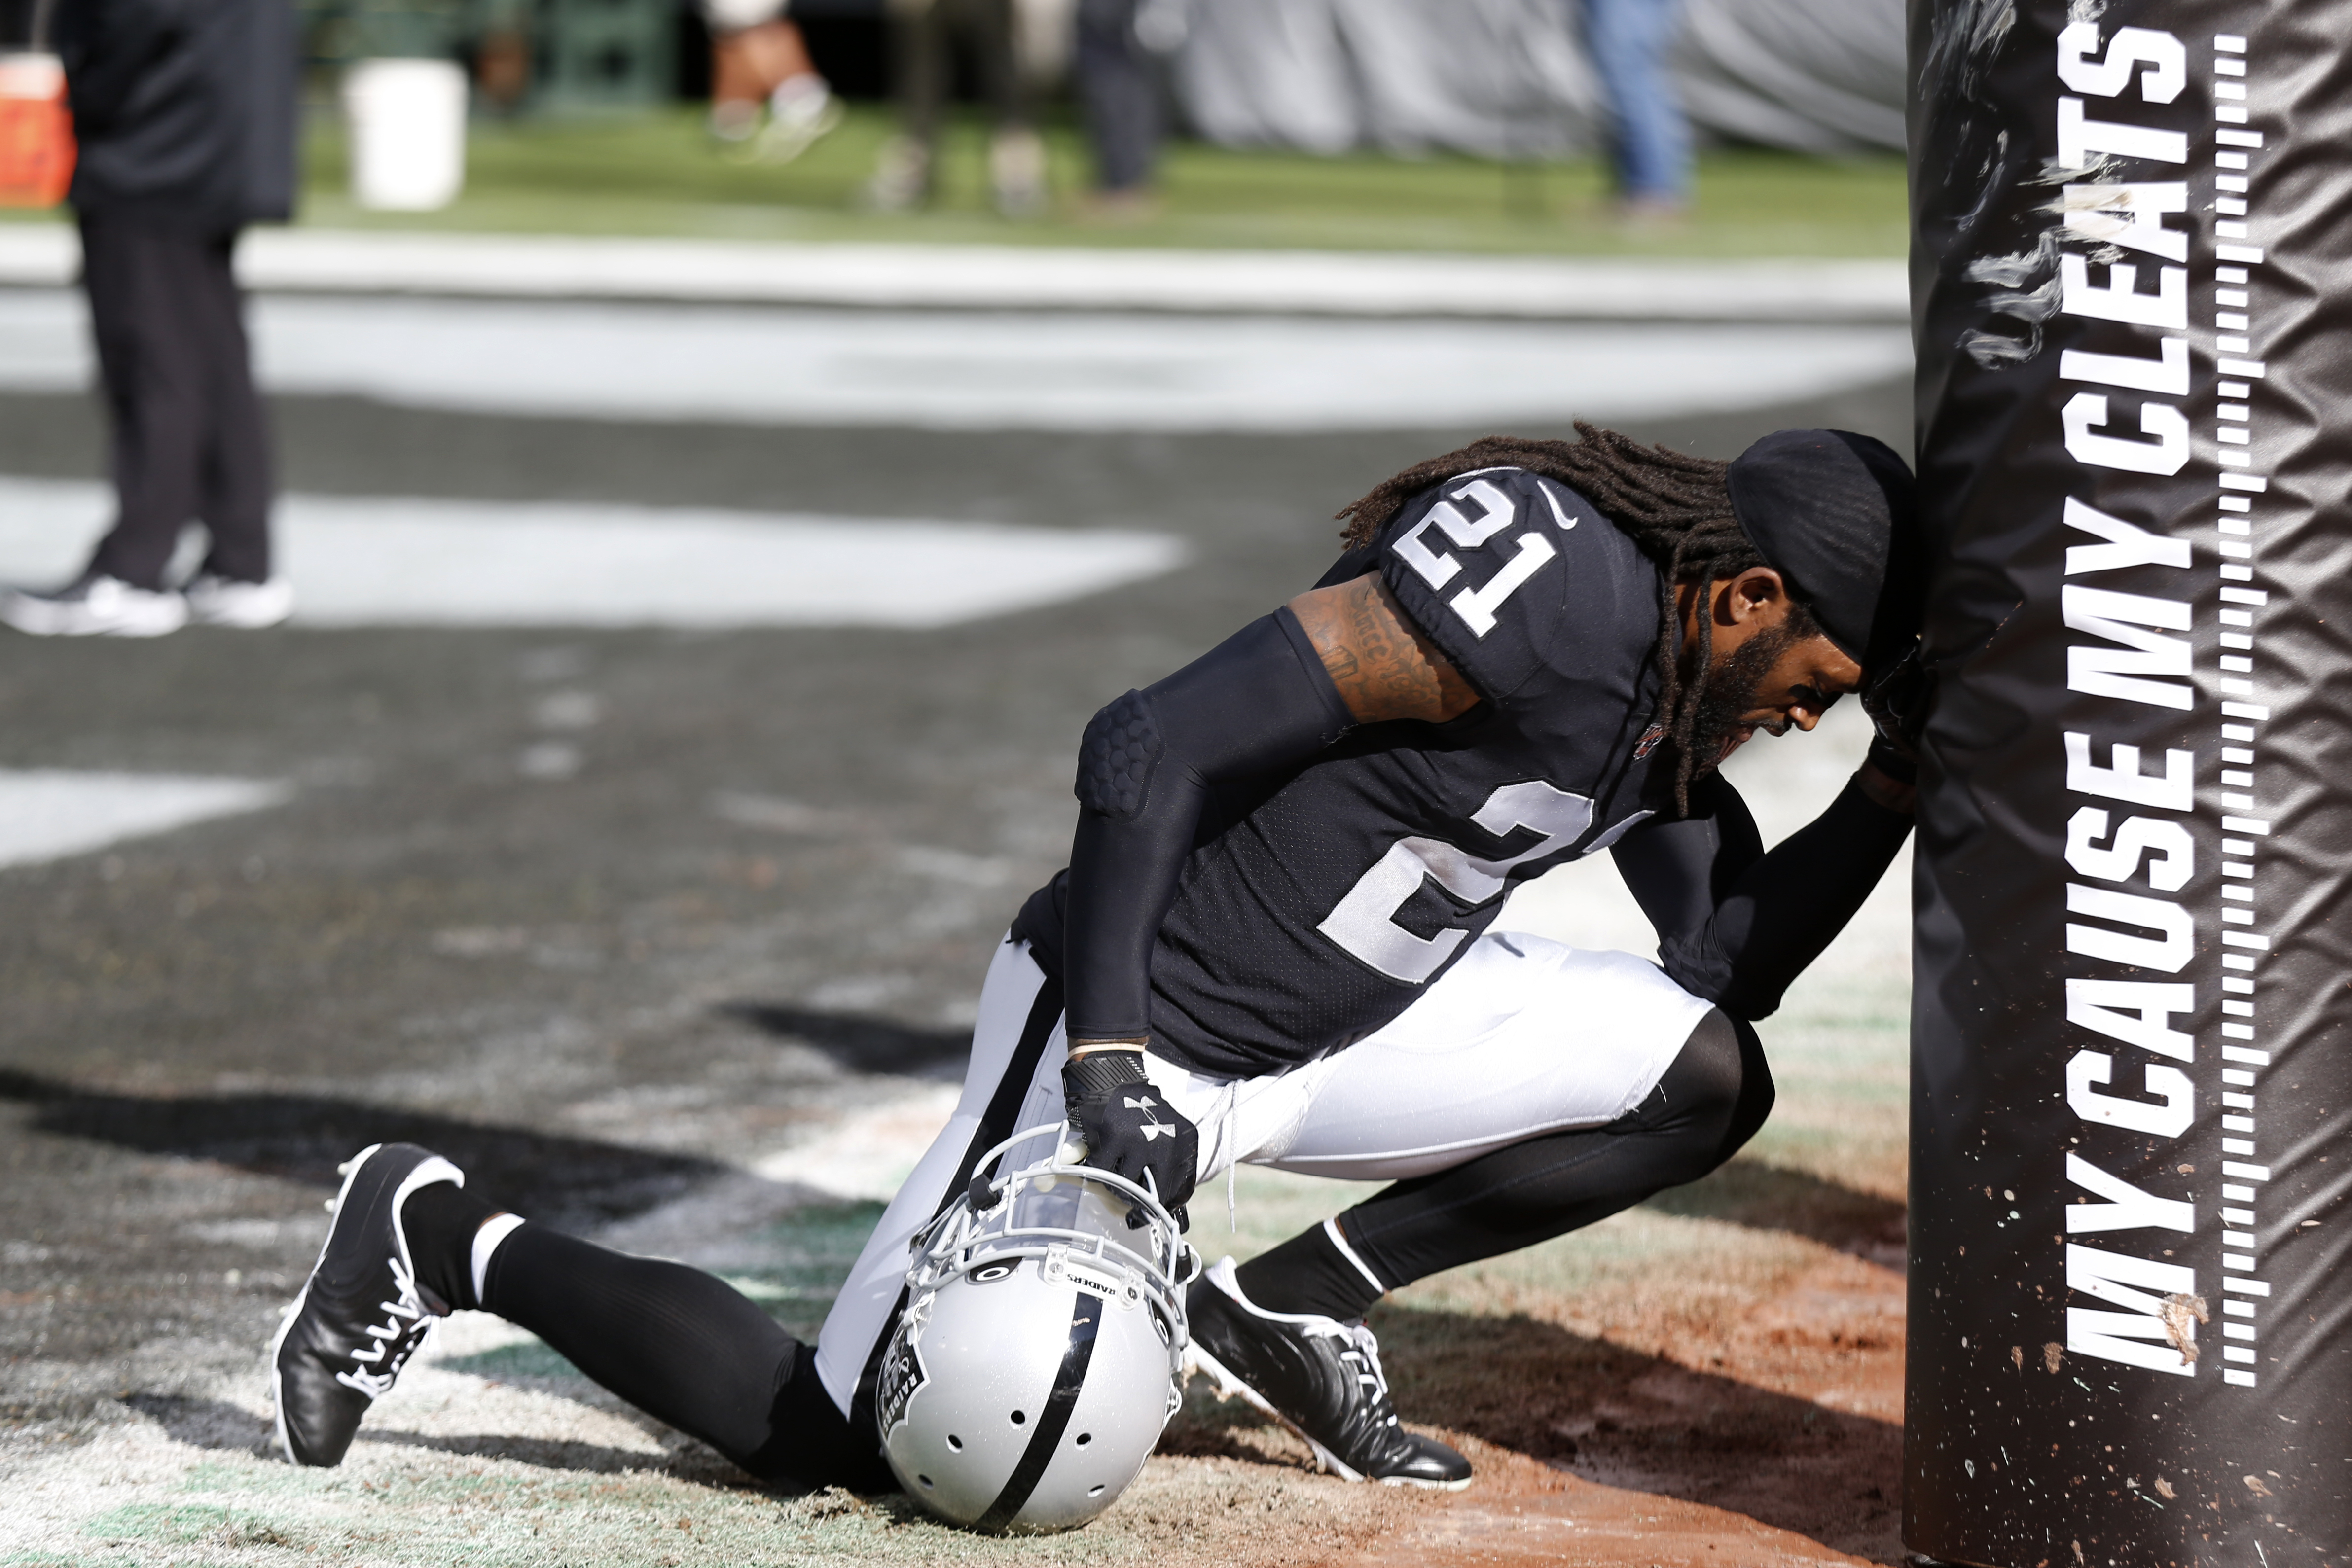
[0,53,66,98]
[343,58,468,212]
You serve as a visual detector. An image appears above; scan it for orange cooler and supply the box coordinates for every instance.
[0,53,74,208]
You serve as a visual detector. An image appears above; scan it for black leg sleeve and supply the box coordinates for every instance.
[972,0,1029,131]
[477,1224,890,1490]
[896,0,946,151]
[1234,1216,1387,1322]
[1331,1009,1773,1291]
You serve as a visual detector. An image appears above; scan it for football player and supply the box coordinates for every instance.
[270,424,1920,1505]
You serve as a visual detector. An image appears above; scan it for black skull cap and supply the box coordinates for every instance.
[1724,428,1920,676]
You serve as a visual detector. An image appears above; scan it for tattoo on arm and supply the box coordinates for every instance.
[1288,576,1479,725]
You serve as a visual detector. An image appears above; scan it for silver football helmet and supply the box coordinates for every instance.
[879,1123,1200,1532]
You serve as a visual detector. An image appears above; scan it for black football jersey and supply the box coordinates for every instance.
[1022,466,1683,1079]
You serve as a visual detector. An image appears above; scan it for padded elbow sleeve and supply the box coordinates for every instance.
[1062,608,1355,1040]
[1076,688,1165,822]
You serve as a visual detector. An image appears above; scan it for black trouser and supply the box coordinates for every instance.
[892,0,1028,156]
[1075,0,1162,193]
[77,211,275,591]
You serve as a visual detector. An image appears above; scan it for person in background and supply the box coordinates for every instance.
[1584,0,1691,219]
[1072,0,1167,217]
[701,0,840,162]
[867,0,1045,217]
[1,0,298,639]
[470,0,534,116]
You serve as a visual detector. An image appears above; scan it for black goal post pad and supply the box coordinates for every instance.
[1907,0,2352,1563]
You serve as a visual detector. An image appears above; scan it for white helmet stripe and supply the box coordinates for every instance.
[971,1289,1104,1532]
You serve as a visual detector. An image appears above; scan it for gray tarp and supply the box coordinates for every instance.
[1167,0,1905,157]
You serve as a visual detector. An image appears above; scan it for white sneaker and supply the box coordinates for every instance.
[184,574,294,629]
[708,99,761,143]
[751,79,842,164]
[865,135,932,212]
[990,128,1049,218]
[0,574,188,637]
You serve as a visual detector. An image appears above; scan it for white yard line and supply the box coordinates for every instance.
[748,1084,962,1204]
[0,224,1908,322]
[0,769,291,870]
[0,289,1912,433]
[0,479,1188,629]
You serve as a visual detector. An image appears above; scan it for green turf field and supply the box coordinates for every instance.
[304,106,1905,256]
[1,104,1907,259]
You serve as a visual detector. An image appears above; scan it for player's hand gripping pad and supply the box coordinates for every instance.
[1857,640,1931,784]
[1062,1048,1197,1229]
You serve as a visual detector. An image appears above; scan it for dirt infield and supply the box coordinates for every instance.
[1349,1252,1904,1567]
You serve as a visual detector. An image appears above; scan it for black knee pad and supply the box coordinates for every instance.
[1720,1013,1775,1158]
[1668,1008,1747,1111]
[1661,1008,1775,1173]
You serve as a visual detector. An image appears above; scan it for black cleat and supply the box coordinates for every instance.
[268,1142,466,1466]
[1185,1257,1472,1489]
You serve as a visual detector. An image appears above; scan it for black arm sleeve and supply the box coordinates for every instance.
[1608,773,1766,941]
[1061,608,1356,1040]
[1617,774,1912,1021]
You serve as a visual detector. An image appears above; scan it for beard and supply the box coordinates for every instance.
[1682,622,1805,778]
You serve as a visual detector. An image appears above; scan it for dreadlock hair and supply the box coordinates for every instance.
[1335,422,1785,815]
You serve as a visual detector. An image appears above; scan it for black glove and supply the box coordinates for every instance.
[1859,641,1932,786]
[1062,1047,1197,1230]
[1863,733,1917,787]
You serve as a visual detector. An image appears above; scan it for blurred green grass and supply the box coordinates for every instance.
[303,105,1906,256]
[0,103,1907,257]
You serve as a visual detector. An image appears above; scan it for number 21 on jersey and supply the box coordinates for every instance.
[1390,476,1566,638]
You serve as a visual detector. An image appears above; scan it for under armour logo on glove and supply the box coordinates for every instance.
[1121,1094,1179,1142]
[1064,1049,1198,1229]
